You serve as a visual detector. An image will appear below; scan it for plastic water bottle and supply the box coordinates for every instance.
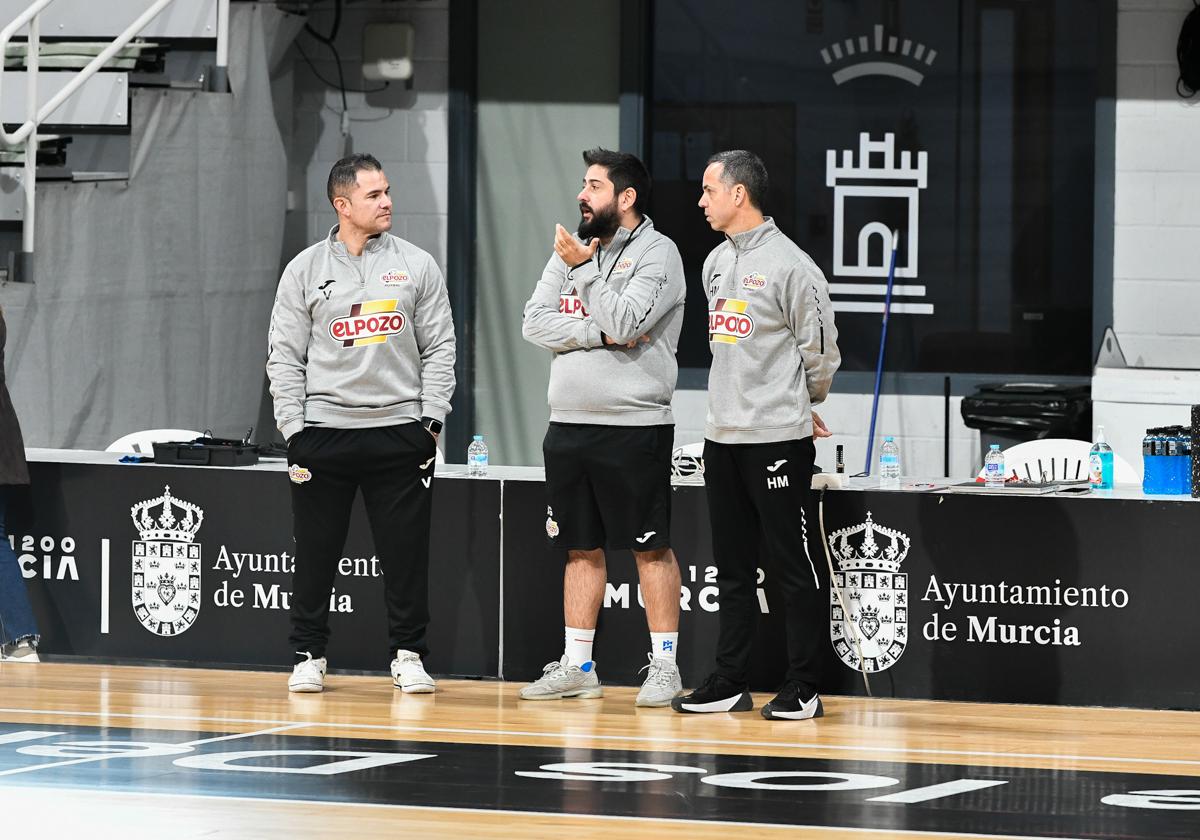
[1182,430,1193,497]
[1142,428,1158,495]
[467,434,489,477]
[878,436,901,489]
[1089,426,1113,491]
[984,444,1006,488]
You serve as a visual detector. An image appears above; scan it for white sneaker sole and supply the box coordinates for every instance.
[761,697,824,720]
[288,681,324,693]
[674,691,753,713]
[519,685,603,700]
[397,681,436,694]
[636,689,682,708]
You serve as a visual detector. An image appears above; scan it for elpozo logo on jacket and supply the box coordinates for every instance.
[131,485,203,636]
[559,289,587,319]
[329,299,407,347]
[828,512,910,673]
[708,298,755,343]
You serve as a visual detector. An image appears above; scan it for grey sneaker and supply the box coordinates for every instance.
[518,655,602,700]
[635,653,683,707]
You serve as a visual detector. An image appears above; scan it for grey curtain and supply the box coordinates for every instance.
[2,4,301,449]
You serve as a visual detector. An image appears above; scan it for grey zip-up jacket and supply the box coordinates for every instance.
[267,227,456,441]
[703,217,839,444]
[522,216,685,426]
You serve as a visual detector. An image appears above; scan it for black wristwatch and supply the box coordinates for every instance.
[422,417,443,436]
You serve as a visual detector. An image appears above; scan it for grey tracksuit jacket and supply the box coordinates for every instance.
[267,227,456,442]
[702,217,840,444]
[522,216,686,426]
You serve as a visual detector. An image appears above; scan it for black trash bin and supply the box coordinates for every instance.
[960,382,1092,461]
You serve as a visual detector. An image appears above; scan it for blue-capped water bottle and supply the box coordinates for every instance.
[984,444,1006,488]
[1089,426,1114,491]
[467,434,489,477]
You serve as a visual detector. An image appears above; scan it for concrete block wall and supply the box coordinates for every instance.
[1113,0,1200,367]
[286,0,449,269]
[671,388,982,480]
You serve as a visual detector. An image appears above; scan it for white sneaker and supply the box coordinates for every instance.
[0,641,40,663]
[391,650,436,693]
[635,653,683,707]
[518,655,603,700]
[288,652,326,693]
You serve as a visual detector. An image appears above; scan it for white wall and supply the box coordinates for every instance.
[287,0,449,268]
[1112,0,1200,367]
[671,389,981,480]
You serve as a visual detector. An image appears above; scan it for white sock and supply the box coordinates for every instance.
[650,631,678,661]
[564,626,595,671]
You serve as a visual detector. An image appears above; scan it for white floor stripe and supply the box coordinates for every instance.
[1,706,1197,769]
[100,538,110,635]
[180,723,311,747]
[868,778,1008,803]
[0,730,63,745]
[0,724,311,778]
[0,783,1091,840]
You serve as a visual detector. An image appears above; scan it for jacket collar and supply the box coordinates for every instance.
[326,225,387,257]
[591,215,654,251]
[726,216,779,254]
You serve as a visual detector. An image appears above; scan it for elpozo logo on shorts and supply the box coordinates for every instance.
[708,298,755,344]
[329,300,407,347]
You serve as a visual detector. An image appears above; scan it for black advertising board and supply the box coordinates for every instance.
[17,458,1200,710]
[504,480,1200,710]
[18,462,500,677]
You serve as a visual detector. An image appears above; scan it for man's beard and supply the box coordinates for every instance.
[577,202,620,241]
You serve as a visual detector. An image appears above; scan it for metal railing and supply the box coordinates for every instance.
[0,0,229,276]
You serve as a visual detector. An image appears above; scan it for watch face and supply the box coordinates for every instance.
[425,420,443,435]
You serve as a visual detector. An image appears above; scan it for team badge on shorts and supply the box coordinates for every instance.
[545,506,560,539]
[289,465,313,484]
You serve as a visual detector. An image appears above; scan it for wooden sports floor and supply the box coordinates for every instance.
[1,662,1198,839]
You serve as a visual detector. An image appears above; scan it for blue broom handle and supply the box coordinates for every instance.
[864,230,900,475]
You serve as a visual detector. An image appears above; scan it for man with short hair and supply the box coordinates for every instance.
[672,149,840,720]
[520,148,687,707]
[267,153,455,694]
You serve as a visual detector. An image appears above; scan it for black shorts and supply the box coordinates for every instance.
[542,422,673,552]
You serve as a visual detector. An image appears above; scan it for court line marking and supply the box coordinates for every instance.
[0,784,1091,840]
[0,724,308,778]
[1,706,1198,771]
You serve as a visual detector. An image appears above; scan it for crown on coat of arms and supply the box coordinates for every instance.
[828,512,909,572]
[130,485,204,542]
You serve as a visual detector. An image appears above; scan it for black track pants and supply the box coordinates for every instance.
[286,422,437,661]
[704,436,823,687]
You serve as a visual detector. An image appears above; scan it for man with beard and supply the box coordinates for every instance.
[267,153,455,695]
[520,148,687,707]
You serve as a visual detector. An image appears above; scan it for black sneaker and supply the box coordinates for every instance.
[761,681,824,720]
[670,672,752,713]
